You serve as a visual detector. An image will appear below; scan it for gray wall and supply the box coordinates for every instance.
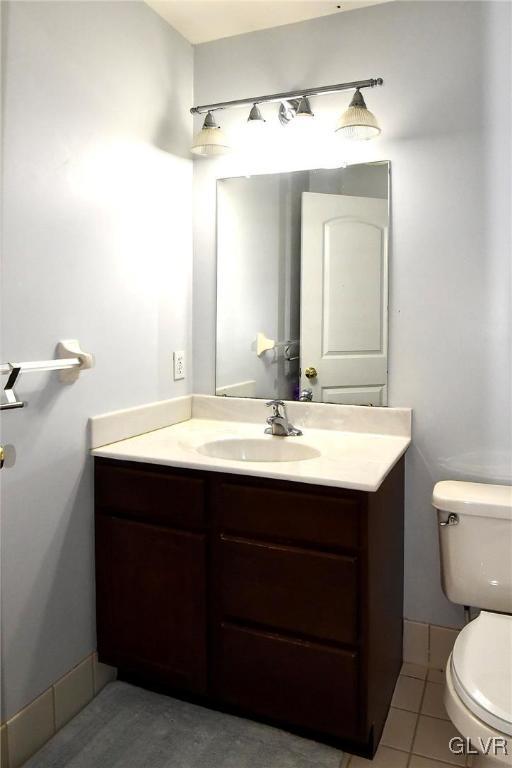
[308,164,388,198]
[193,2,512,627]
[0,1,193,719]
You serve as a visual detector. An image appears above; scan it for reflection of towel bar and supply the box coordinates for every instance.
[256,332,299,359]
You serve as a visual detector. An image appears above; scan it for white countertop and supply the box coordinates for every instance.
[90,396,411,492]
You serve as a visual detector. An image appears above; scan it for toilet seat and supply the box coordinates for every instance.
[451,611,512,736]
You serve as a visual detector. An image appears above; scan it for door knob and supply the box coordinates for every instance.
[304,366,318,379]
[0,444,15,469]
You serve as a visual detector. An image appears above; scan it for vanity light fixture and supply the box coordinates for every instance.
[190,77,383,156]
[286,95,316,140]
[295,96,314,119]
[335,88,381,140]
[191,111,231,156]
[247,103,266,127]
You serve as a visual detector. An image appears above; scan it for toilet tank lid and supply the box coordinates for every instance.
[433,481,512,519]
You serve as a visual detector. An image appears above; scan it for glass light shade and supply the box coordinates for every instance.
[191,112,230,156]
[335,89,381,140]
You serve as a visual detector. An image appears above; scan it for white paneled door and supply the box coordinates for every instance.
[300,192,388,405]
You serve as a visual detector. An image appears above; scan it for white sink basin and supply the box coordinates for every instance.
[196,437,320,463]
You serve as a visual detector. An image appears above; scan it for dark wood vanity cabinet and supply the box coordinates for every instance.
[95,457,404,758]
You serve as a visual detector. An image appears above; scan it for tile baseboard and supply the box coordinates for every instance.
[4,652,116,768]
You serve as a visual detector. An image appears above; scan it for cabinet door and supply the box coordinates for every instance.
[96,516,207,694]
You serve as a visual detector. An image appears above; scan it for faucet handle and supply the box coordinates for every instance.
[266,399,286,417]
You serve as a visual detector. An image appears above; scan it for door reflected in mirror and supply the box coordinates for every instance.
[216,162,390,405]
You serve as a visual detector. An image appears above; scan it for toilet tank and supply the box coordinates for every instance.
[433,481,512,613]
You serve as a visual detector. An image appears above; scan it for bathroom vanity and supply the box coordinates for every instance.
[92,395,410,758]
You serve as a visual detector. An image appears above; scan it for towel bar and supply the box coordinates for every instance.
[1,339,94,410]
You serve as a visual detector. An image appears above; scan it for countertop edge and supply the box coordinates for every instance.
[91,436,411,493]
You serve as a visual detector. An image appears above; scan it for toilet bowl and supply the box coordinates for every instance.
[444,612,512,766]
[433,481,512,767]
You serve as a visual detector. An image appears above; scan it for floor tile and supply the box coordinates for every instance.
[412,715,465,766]
[429,626,459,670]
[404,620,429,666]
[349,746,409,767]
[381,707,418,752]
[409,756,462,768]
[427,668,445,684]
[421,682,449,720]
[391,675,425,712]
[402,662,428,680]
[7,689,55,768]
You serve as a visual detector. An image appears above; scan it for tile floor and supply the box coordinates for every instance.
[343,664,471,767]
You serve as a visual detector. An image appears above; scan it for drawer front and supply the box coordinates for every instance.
[215,480,359,550]
[95,461,205,529]
[218,535,358,645]
[213,623,360,740]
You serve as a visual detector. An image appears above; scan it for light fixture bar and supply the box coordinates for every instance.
[190,77,383,115]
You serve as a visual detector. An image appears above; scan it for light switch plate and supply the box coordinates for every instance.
[173,350,185,381]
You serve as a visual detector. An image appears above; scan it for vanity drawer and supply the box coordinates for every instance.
[213,623,360,740]
[214,479,360,550]
[95,461,206,529]
[217,535,358,645]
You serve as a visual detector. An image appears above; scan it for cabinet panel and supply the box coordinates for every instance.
[215,480,360,550]
[218,535,358,645]
[213,623,360,740]
[96,515,207,694]
[95,461,205,528]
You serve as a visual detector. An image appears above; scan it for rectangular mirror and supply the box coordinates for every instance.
[216,162,390,405]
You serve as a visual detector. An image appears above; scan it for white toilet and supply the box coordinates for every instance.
[434,481,512,766]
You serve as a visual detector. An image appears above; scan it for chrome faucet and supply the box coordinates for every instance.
[265,400,302,437]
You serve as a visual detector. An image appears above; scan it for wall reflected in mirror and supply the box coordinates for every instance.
[216,162,389,405]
